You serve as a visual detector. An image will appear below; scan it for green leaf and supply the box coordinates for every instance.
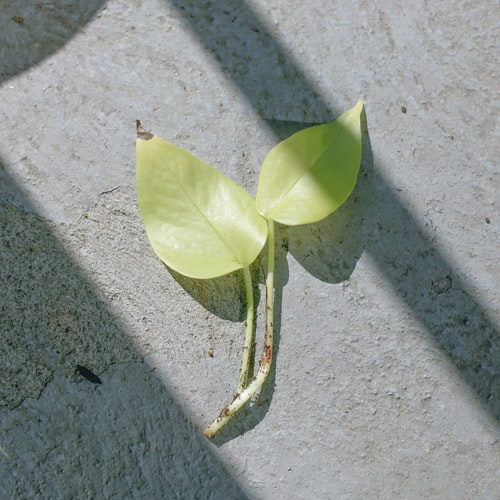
[136,127,268,279]
[256,99,363,225]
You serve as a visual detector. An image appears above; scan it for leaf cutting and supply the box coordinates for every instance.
[136,100,363,437]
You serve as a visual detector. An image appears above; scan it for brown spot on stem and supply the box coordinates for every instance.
[262,344,272,363]
[136,120,153,140]
[218,407,230,418]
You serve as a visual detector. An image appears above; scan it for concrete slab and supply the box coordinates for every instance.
[1,0,498,498]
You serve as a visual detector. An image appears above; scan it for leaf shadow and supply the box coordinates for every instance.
[166,232,291,442]
[166,113,368,442]
[210,234,288,444]
[166,0,499,433]
[212,122,370,441]
[168,256,264,323]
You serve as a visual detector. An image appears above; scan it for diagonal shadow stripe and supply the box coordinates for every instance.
[166,0,499,420]
[0,0,106,83]
[0,157,250,496]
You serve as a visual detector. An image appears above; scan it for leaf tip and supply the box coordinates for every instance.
[136,120,154,140]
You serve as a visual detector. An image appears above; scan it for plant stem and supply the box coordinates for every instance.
[237,266,255,393]
[203,219,275,438]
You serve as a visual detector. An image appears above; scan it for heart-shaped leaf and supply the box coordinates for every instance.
[136,125,268,279]
[256,100,363,225]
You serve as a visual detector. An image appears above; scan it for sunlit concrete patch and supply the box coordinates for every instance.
[0,0,498,497]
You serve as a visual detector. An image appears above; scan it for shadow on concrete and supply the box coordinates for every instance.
[210,242,288,445]
[168,228,290,441]
[1,1,496,476]
[166,0,499,424]
[0,163,249,494]
[169,263,257,323]
[0,0,106,82]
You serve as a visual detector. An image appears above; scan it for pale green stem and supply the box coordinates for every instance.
[203,220,275,438]
[237,266,255,393]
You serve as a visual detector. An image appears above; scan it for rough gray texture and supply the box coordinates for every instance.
[0,363,249,498]
[1,0,498,498]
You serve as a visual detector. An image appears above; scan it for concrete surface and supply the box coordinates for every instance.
[1,0,498,498]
